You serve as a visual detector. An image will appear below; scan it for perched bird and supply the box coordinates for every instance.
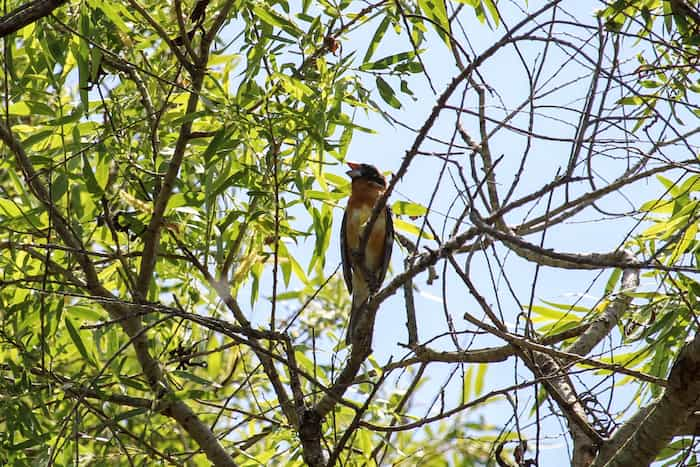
[341,162,394,344]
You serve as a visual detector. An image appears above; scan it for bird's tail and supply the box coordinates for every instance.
[346,280,370,345]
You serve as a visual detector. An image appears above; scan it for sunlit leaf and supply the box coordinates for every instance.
[64,317,96,368]
[393,218,433,239]
[360,50,419,71]
[363,15,391,63]
[253,5,303,37]
[376,76,401,109]
[392,200,427,216]
[418,0,452,46]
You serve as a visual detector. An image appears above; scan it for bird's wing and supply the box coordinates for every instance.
[340,208,353,294]
[378,205,394,285]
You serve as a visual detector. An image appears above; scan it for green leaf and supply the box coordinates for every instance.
[173,370,221,388]
[253,5,303,37]
[9,433,52,451]
[113,408,149,422]
[336,124,354,160]
[656,174,680,196]
[640,80,662,88]
[376,76,401,109]
[604,268,622,295]
[50,174,69,202]
[642,215,688,238]
[82,154,102,195]
[529,305,579,323]
[0,198,22,217]
[8,101,31,116]
[418,0,452,46]
[294,350,315,373]
[392,200,427,216]
[363,16,391,63]
[473,2,487,24]
[77,7,91,111]
[482,0,501,27]
[94,0,131,33]
[454,0,481,7]
[400,79,415,97]
[22,129,54,148]
[474,363,487,396]
[69,306,106,322]
[539,299,589,313]
[170,110,210,126]
[663,0,673,32]
[678,174,700,194]
[95,155,111,191]
[462,365,473,400]
[64,317,96,367]
[202,128,230,165]
[617,96,644,105]
[274,72,313,99]
[325,172,350,189]
[360,50,419,71]
[304,190,346,201]
[669,222,697,263]
[393,218,433,239]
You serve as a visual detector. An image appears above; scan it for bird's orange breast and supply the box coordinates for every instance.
[346,180,388,273]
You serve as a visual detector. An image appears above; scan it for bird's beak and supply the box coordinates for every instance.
[346,161,362,178]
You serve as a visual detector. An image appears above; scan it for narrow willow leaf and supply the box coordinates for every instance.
[82,154,102,195]
[617,96,644,105]
[482,0,501,27]
[64,317,96,368]
[418,0,452,46]
[462,366,473,400]
[604,268,622,295]
[363,16,391,63]
[253,5,303,37]
[376,76,401,109]
[393,218,433,239]
[474,363,487,396]
[392,200,427,216]
[173,370,221,388]
[0,198,22,217]
[360,50,418,71]
[94,0,130,32]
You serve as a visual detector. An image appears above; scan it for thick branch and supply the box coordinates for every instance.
[0,0,67,37]
[567,251,639,356]
[529,351,601,465]
[593,333,700,466]
[315,305,374,417]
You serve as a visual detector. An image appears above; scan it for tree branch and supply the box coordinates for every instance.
[593,333,700,466]
[567,251,640,356]
[0,0,67,38]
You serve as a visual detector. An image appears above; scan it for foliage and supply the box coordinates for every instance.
[1,1,700,466]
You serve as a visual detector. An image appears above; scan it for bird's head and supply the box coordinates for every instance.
[346,162,386,189]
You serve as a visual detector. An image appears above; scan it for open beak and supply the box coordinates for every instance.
[346,161,362,178]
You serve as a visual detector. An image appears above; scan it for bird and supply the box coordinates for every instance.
[341,162,394,344]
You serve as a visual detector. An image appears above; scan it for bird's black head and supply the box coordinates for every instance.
[346,162,386,188]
